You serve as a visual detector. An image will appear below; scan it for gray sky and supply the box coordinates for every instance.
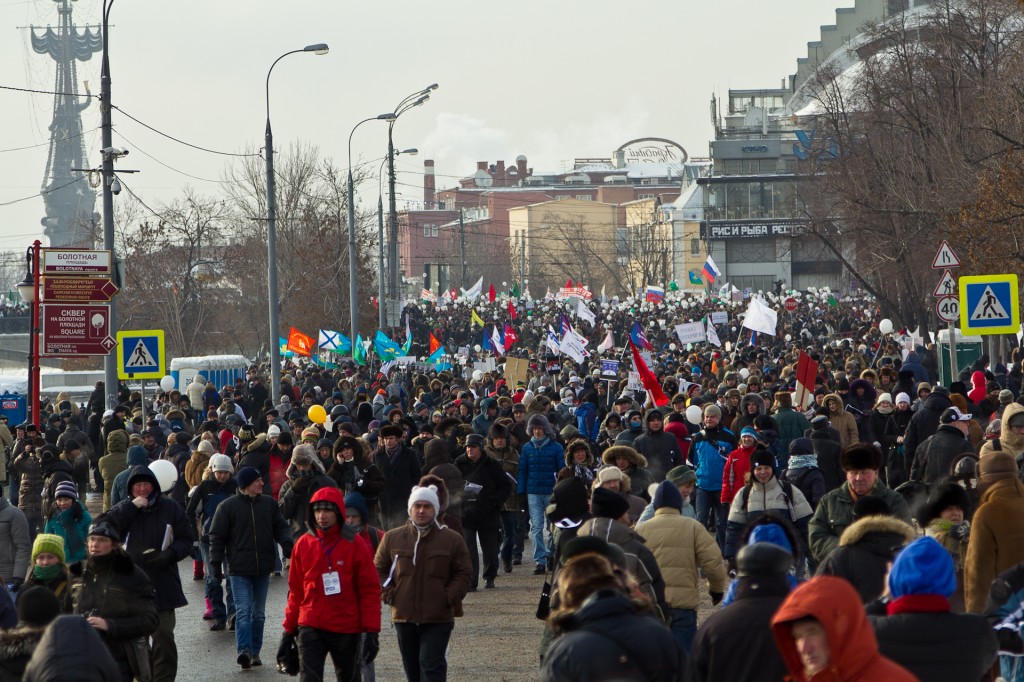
[0,0,836,255]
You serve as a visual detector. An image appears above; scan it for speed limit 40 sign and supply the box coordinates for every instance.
[936,296,960,323]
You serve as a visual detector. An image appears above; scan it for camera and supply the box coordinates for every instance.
[110,177,122,195]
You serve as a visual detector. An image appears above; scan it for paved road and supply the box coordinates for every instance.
[173,551,545,680]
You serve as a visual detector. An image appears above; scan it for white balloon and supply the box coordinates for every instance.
[473,344,481,352]
[740,368,750,379]
[685,405,703,424]
[472,370,483,381]
[879,319,894,334]
[785,334,792,342]
[149,459,178,494]
[159,375,175,392]
[669,343,677,351]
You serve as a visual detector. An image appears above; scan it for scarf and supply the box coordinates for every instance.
[887,594,950,615]
[876,404,893,415]
[531,436,549,448]
[787,454,818,470]
[32,563,63,582]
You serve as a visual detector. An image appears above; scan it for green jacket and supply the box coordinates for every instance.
[808,479,911,563]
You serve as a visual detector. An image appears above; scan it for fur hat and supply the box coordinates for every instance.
[595,466,624,485]
[590,487,630,520]
[853,496,890,519]
[291,444,317,468]
[407,484,440,517]
[379,424,404,440]
[774,391,793,408]
[921,482,972,526]
[840,443,882,471]
[32,533,65,564]
[197,440,216,456]
[601,445,647,469]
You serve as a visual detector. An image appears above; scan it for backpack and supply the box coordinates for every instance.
[743,478,797,521]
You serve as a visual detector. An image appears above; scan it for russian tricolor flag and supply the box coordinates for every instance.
[645,285,665,303]
[702,256,721,283]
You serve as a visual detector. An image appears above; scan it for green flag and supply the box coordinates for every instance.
[353,334,366,365]
[511,282,521,298]
[668,280,679,291]
[828,295,837,307]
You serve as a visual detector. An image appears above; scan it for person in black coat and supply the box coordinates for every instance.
[539,552,682,682]
[68,521,159,682]
[903,387,953,476]
[373,424,422,530]
[0,587,60,682]
[632,409,683,482]
[883,394,915,488]
[910,410,976,485]
[816,498,916,603]
[22,615,121,682]
[105,465,194,682]
[869,536,997,682]
[454,434,512,591]
[687,542,793,682]
[808,416,843,492]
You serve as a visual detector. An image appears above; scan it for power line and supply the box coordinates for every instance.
[113,105,260,158]
[112,130,227,184]
[0,126,100,153]
[0,175,86,207]
[0,83,98,98]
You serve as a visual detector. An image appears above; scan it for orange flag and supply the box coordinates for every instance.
[429,333,442,355]
[287,327,315,357]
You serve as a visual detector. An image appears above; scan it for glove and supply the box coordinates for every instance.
[517,493,529,513]
[277,631,299,675]
[281,544,293,560]
[211,563,225,581]
[142,549,175,569]
[710,591,724,606]
[8,577,22,592]
[949,522,970,541]
[362,632,380,664]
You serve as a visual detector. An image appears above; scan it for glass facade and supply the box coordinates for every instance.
[705,180,801,221]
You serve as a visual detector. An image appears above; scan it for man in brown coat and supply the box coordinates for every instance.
[965,452,1024,613]
[374,484,472,681]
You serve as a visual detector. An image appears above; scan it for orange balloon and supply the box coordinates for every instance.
[307,404,327,424]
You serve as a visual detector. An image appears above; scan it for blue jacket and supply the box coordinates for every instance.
[472,398,498,436]
[690,427,735,491]
[575,402,600,442]
[517,437,565,496]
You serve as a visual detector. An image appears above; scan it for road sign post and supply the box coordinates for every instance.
[932,243,962,380]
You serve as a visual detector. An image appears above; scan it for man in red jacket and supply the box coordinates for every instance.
[282,487,381,681]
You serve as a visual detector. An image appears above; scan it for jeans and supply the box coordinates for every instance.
[669,608,697,660]
[394,621,454,682]
[527,494,551,566]
[152,609,177,682]
[296,626,360,681]
[499,511,518,563]
[695,488,727,549]
[229,574,270,656]
[199,538,234,620]
[463,526,501,587]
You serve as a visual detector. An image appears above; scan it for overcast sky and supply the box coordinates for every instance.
[0,0,837,256]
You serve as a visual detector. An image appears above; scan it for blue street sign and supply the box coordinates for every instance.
[116,329,166,380]
[958,274,1019,336]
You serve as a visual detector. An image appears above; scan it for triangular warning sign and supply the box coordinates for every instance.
[970,286,1010,321]
[933,270,957,297]
[931,240,961,269]
[126,339,157,368]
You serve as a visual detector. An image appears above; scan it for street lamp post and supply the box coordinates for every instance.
[385,84,437,325]
[347,113,395,347]
[15,241,41,429]
[264,43,328,404]
[377,148,418,329]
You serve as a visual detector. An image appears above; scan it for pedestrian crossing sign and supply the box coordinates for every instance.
[116,329,166,380]
[958,274,1019,336]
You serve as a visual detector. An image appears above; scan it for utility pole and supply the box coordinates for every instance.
[520,230,526,290]
[459,208,467,289]
[100,0,117,410]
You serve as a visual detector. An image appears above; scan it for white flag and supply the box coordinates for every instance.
[463,276,484,300]
[575,297,596,326]
[560,330,587,363]
[597,329,614,354]
[491,325,504,355]
[546,326,561,355]
[741,296,778,336]
[706,321,721,347]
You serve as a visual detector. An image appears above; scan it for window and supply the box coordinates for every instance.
[576,195,592,201]
[431,224,439,237]
[638,193,654,200]
[691,238,701,256]
[556,194,571,201]
[423,225,430,237]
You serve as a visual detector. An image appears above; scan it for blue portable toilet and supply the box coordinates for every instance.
[0,392,27,427]
[169,355,250,395]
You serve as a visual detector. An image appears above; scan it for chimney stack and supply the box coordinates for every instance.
[496,160,505,186]
[423,160,435,207]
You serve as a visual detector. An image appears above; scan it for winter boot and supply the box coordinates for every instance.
[202,598,213,621]
[193,559,205,580]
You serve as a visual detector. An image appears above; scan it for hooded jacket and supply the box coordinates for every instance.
[869,538,998,681]
[0,623,46,681]
[517,427,565,496]
[471,398,498,437]
[454,449,512,530]
[282,487,381,636]
[725,475,813,560]
[278,446,339,540]
[965,476,1024,613]
[816,515,916,603]
[979,401,1024,461]
[21,615,122,682]
[846,379,877,443]
[185,474,237,539]
[824,393,859,448]
[635,506,727,610]
[771,576,915,681]
[576,516,669,617]
[539,589,684,682]
[911,423,975,484]
[105,465,195,611]
[208,483,293,577]
[732,392,766,434]
[600,446,656,500]
[98,429,128,512]
[110,445,152,510]
[632,415,683,482]
[690,426,736,491]
[721,441,756,505]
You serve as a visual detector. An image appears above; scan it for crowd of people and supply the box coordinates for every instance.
[0,287,1022,680]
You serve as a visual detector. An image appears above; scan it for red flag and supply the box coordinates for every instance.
[565,278,573,290]
[629,340,668,406]
[286,327,315,357]
[793,350,820,409]
[488,283,496,303]
[429,333,442,355]
[503,323,518,348]
[507,300,517,320]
